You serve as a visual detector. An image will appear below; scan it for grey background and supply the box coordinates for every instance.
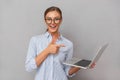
[0,0,120,80]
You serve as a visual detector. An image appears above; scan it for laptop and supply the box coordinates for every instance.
[63,43,109,69]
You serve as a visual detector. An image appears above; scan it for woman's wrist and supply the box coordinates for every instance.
[44,48,50,55]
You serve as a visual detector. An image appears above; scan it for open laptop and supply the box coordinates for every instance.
[63,43,109,69]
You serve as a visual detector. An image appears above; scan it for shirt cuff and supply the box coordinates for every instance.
[25,58,37,72]
[31,58,37,69]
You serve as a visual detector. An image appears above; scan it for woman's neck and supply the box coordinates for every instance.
[48,31,60,39]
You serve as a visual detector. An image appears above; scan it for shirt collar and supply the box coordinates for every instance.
[45,31,63,40]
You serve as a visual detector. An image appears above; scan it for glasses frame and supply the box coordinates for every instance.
[45,17,61,24]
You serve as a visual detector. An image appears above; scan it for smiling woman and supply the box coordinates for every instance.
[25,6,80,80]
[44,6,62,34]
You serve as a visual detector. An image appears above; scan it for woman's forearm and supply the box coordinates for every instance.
[35,48,49,67]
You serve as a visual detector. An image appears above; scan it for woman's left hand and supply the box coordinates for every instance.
[90,62,96,69]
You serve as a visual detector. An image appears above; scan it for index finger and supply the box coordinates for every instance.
[57,44,65,47]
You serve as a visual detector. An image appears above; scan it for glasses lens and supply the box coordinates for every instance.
[54,18,61,23]
[45,18,52,24]
[45,17,61,24]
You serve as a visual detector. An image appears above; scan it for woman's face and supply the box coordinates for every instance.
[45,11,62,34]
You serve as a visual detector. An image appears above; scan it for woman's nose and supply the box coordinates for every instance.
[51,20,55,24]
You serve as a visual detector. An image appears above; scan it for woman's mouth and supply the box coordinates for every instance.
[50,26,56,28]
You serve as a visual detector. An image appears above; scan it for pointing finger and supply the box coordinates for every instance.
[57,44,65,47]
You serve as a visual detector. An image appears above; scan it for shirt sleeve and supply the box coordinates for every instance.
[64,43,76,77]
[25,37,37,72]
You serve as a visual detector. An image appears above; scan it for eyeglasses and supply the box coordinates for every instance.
[45,17,61,24]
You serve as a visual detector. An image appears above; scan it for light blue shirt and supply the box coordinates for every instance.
[25,32,74,80]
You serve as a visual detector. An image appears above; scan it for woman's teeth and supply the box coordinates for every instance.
[50,26,56,28]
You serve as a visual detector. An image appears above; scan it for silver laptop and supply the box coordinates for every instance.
[63,43,109,69]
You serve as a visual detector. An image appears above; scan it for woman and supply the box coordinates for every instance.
[25,6,94,80]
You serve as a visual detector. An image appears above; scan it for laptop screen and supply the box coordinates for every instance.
[74,59,91,67]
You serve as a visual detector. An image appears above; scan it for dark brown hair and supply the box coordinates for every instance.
[44,6,62,19]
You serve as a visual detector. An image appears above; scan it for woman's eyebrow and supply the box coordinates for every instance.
[46,16,60,18]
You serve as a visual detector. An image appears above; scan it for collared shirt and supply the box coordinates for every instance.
[25,32,74,80]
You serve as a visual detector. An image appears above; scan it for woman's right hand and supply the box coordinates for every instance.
[46,38,65,54]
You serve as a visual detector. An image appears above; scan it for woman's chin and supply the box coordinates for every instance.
[49,29,58,33]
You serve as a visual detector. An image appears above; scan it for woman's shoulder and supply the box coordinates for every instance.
[30,33,46,41]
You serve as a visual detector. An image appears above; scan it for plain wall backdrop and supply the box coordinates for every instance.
[0,0,120,80]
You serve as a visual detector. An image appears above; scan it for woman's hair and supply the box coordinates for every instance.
[44,6,62,19]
